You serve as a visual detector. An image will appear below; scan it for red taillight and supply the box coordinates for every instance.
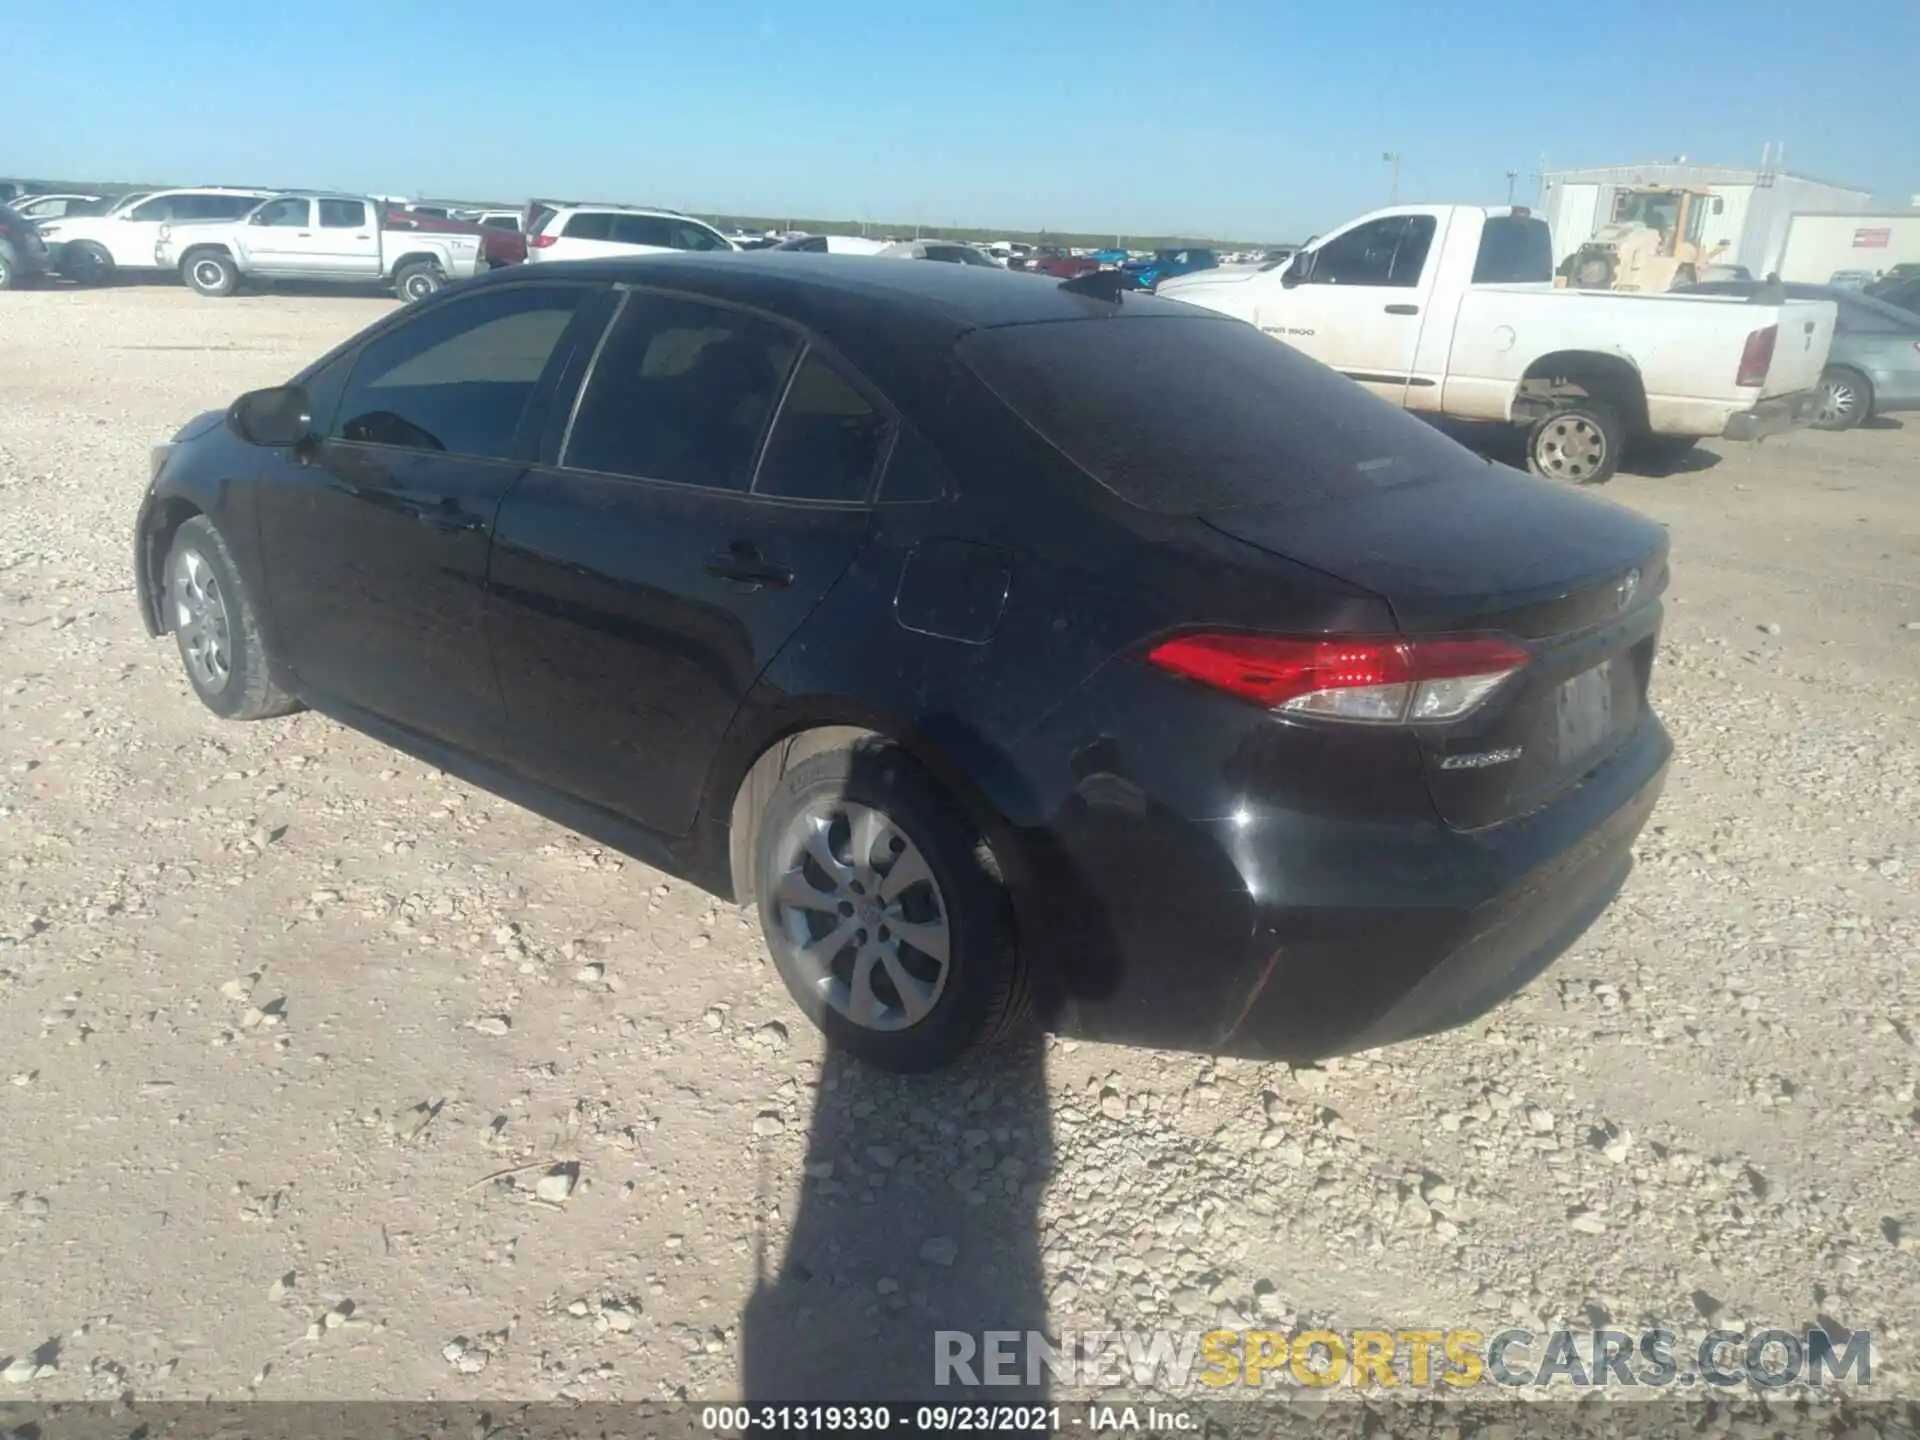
[1144,633,1531,724]
[1736,324,1777,388]
[530,232,558,248]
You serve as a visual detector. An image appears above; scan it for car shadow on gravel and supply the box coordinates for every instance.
[739,1039,1053,1402]
[739,738,1065,1404]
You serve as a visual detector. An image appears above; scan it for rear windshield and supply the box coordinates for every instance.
[1471,216,1553,284]
[959,315,1480,513]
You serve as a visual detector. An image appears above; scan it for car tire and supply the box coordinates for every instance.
[1527,402,1623,484]
[164,516,299,721]
[182,251,239,298]
[394,262,444,303]
[0,247,15,291]
[64,241,115,286]
[753,742,1028,1073]
[1814,366,1872,432]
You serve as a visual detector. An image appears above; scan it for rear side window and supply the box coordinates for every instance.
[333,285,590,459]
[563,293,800,490]
[318,199,367,229]
[960,316,1480,513]
[754,353,890,503]
[563,211,614,241]
[1471,217,1552,284]
[482,215,519,231]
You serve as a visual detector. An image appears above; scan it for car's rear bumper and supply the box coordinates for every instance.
[1016,691,1670,1063]
[1722,389,1817,440]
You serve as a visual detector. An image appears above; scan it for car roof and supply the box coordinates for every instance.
[472,249,1208,336]
[553,203,697,219]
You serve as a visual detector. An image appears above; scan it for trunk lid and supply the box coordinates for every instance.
[1201,462,1667,830]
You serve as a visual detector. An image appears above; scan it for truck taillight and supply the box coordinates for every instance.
[1737,324,1777,388]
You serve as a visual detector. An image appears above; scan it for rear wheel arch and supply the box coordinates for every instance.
[720,716,1025,910]
[1514,350,1650,435]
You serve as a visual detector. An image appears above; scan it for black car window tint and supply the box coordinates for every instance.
[564,212,614,241]
[332,286,590,459]
[753,351,890,503]
[562,293,800,491]
[1311,217,1407,286]
[961,314,1481,513]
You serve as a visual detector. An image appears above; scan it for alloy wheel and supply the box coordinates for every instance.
[1818,376,1860,427]
[1534,415,1607,481]
[766,800,951,1032]
[170,546,232,692]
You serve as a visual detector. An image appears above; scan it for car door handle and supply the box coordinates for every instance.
[1385,303,1420,315]
[703,547,793,590]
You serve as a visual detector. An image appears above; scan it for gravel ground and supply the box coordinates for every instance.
[0,286,1916,1405]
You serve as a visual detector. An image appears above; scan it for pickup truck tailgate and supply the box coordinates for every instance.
[1763,299,1836,398]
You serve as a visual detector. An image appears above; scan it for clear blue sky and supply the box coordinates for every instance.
[11,0,1917,239]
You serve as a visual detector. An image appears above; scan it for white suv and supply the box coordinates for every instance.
[525,204,735,263]
[40,188,273,284]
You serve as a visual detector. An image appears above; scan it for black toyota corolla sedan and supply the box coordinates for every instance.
[134,254,1671,1072]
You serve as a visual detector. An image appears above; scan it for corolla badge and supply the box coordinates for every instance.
[1615,567,1641,613]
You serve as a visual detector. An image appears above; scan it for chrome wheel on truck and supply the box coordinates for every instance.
[1527,403,1623,485]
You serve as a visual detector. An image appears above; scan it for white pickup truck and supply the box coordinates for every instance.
[154,192,486,303]
[1157,204,1836,484]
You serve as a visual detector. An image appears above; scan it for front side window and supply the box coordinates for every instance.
[332,285,590,458]
[1309,215,1434,288]
[562,293,800,490]
[318,199,367,229]
[667,221,729,252]
[127,196,174,222]
[254,197,311,229]
[754,353,890,503]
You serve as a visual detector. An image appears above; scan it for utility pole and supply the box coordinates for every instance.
[1505,170,1518,204]
[1383,152,1402,204]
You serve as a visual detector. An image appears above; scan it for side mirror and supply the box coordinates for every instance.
[1281,252,1312,288]
[227,384,314,448]
[1711,196,1725,215]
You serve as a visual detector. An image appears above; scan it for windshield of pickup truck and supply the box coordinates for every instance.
[960,313,1478,513]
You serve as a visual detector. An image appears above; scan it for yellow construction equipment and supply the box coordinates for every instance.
[1560,186,1728,292]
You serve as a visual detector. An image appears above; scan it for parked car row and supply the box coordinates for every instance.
[0,182,1035,295]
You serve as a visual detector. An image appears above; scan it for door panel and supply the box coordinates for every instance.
[488,479,871,833]
[262,445,522,750]
[1260,211,1445,406]
[486,288,885,835]
[254,282,601,753]
[240,196,318,271]
[315,198,380,276]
